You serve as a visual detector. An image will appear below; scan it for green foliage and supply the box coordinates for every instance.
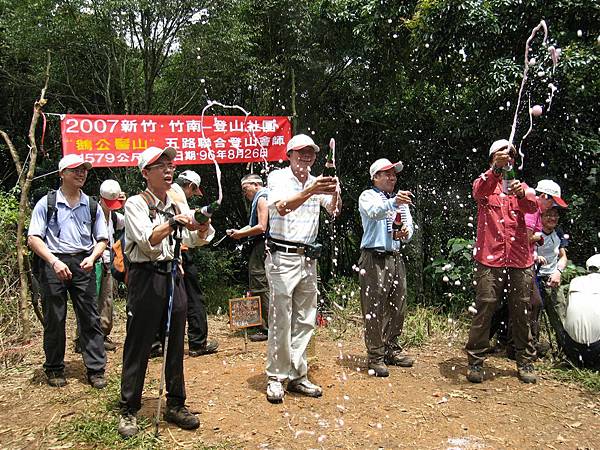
[539,360,600,393]
[0,191,22,330]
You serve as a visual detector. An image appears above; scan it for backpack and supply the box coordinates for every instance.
[30,190,98,281]
[109,190,179,284]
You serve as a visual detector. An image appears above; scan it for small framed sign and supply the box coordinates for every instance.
[229,296,262,329]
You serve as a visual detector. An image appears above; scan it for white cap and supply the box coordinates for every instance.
[138,146,177,170]
[58,154,92,172]
[489,139,515,156]
[178,170,201,188]
[369,158,403,179]
[586,254,600,271]
[99,179,125,210]
[535,179,568,208]
[286,134,319,155]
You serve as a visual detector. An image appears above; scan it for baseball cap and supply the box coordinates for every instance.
[99,180,125,210]
[286,134,319,155]
[138,146,177,170]
[178,170,201,188]
[369,158,403,179]
[58,154,92,172]
[535,179,568,208]
[586,254,600,271]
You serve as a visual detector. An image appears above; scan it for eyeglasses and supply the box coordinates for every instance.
[65,167,88,174]
[146,163,176,172]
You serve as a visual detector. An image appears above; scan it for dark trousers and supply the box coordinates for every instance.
[358,250,407,363]
[466,262,536,366]
[563,334,600,370]
[40,253,106,375]
[182,251,208,350]
[120,263,187,414]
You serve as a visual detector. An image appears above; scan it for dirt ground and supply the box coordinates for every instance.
[0,314,598,450]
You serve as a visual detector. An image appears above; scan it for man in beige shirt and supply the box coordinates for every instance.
[118,146,211,438]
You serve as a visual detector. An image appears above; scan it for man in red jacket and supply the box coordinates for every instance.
[465,139,538,384]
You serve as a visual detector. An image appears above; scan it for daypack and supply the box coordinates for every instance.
[30,190,98,280]
[109,190,179,284]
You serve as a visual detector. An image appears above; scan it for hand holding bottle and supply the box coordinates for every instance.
[394,190,413,206]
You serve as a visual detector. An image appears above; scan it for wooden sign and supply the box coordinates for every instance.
[229,296,262,329]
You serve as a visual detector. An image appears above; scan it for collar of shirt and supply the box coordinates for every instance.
[56,188,88,209]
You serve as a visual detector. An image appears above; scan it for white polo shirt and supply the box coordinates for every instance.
[267,167,332,245]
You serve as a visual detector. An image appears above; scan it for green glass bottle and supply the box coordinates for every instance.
[502,165,516,194]
[323,138,336,177]
[194,200,220,224]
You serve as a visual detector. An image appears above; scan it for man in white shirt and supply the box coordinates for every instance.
[562,254,600,369]
[265,134,341,403]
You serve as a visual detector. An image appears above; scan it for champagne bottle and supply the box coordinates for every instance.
[392,211,403,230]
[194,200,220,224]
[323,138,336,177]
[502,164,516,194]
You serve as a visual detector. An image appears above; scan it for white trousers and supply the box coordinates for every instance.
[265,251,317,382]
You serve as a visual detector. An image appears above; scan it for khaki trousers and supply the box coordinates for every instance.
[265,251,317,382]
[358,250,407,363]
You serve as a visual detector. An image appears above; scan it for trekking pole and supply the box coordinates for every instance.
[155,224,183,437]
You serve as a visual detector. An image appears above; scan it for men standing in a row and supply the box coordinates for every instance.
[118,147,209,437]
[466,139,538,384]
[358,158,415,377]
[169,170,218,356]
[229,174,270,341]
[28,154,108,389]
[265,134,341,403]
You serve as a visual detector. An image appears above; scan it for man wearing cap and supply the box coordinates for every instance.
[465,139,538,384]
[169,170,218,357]
[118,147,209,437]
[264,133,341,403]
[562,254,600,369]
[357,158,415,377]
[74,180,126,353]
[27,154,109,389]
[229,173,270,342]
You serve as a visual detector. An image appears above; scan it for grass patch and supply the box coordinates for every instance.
[539,360,600,394]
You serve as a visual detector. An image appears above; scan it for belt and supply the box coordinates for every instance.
[130,260,174,273]
[53,251,92,258]
[269,242,305,255]
[363,248,402,257]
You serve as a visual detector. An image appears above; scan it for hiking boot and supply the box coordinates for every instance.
[164,405,200,430]
[47,371,67,387]
[535,341,550,358]
[506,346,516,361]
[149,342,163,359]
[287,379,323,398]
[104,336,117,351]
[73,338,82,354]
[249,331,268,342]
[466,365,483,383]
[118,413,138,438]
[385,352,415,367]
[88,372,107,389]
[266,380,285,403]
[517,364,537,384]
[189,340,219,357]
[368,362,390,377]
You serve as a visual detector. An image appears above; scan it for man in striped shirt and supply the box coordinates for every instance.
[265,134,341,403]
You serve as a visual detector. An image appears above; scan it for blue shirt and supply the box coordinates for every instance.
[28,189,108,254]
[358,188,414,251]
[248,187,269,242]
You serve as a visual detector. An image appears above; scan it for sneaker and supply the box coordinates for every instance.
[249,331,268,342]
[88,372,107,389]
[287,379,323,398]
[189,340,219,357]
[384,352,415,367]
[47,371,67,387]
[104,336,117,351]
[517,364,537,384]
[368,362,390,377]
[118,413,138,438]
[266,380,284,403]
[149,342,163,359]
[164,405,200,430]
[466,365,483,383]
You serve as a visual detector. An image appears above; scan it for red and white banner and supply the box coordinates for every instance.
[60,114,291,167]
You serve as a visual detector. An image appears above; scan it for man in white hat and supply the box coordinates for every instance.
[465,139,538,384]
[118,147,210,437]
[27,154,109,389]
[170,169,218,357]
[264,133,340,403]
[357,158,415,377]
[562,254,600,369]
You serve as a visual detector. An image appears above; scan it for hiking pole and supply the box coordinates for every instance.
[155,223,183,437]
